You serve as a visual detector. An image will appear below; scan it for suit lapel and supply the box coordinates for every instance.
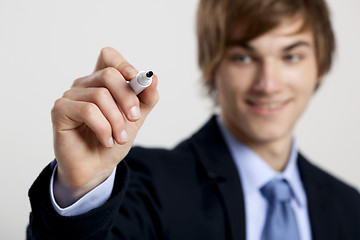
[298,154,336,240]
[190,116,246,240]
[189,116,340,240]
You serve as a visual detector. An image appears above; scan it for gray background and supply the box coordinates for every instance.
[0,0,359,239]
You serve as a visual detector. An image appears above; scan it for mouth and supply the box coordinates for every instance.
[246,99,289,115]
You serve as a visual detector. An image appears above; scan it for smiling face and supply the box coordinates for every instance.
[215,18,322,148]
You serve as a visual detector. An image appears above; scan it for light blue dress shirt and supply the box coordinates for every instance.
[217,116,312,240]
[50,116,312,239]
[50,164,117,216]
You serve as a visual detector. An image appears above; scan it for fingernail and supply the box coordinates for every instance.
[108,137,114,147]
[119,130,128,142]
[123,66,137,78]
[129,106,140,120]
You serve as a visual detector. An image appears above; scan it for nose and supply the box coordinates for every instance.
[253,58,282,94]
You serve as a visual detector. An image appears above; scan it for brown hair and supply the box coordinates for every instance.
[197,0,336,96]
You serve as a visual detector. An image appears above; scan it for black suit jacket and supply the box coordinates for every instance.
[27,116,360,239]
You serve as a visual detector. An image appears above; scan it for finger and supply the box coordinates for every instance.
[138,74,159,111]
[94,47,138,80]
[52,98,114,148]
[123,74,160,131]
[63,88,129,144]
[72,67,141,123]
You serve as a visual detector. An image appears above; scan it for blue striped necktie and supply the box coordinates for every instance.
[260,179,301,240]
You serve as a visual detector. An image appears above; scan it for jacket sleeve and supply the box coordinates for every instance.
[26,155,165,240]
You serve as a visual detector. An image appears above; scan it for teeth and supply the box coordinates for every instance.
[254,102,283,109]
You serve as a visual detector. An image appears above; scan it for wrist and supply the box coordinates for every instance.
[53,166,114,208]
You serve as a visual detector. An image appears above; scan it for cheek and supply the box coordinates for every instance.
[285,62,319,95]
[216,67,254,98]
[216,74,241,110]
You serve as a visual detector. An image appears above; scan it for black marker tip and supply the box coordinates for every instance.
[146,71,153,78]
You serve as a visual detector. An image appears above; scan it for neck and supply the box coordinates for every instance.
[222,118,293,172]
[246,138,293,172]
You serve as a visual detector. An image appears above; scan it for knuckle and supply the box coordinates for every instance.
[99,47,115,60]
[51,98,66,118]
[62,89,72,98]
[93,87,110,101]
[81,102,98,118]
[72,76,85,87]
[100,67,119,85]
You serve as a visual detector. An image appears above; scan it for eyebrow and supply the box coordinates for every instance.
[283,41,311,51]
[226,40,254,51]
[226,40,311,52]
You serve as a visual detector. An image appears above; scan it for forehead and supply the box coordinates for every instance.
[228,17,314,48]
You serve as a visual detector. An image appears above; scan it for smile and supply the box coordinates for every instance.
[246,100,289,114]
[252,102,285,109]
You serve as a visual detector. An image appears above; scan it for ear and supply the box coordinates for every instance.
[314,75,324,92]
[317,75,324,85]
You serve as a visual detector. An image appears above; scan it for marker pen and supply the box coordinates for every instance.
[128,70,153,95]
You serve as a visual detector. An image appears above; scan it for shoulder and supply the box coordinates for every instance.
[124,137,197,177]
[298,153,360,212]
[124,115,221,176]
[298,153,360,236]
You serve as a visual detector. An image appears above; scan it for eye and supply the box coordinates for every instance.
[231,54,253,64]
[284,54,301,63]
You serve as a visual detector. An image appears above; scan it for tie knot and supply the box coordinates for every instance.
[261,179,292,203]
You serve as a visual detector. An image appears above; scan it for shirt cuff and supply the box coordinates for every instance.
[49,163,117,216]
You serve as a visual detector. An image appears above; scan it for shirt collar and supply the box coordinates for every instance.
[216,116,306,207]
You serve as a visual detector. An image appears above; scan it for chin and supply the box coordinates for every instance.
[246,128,292,145]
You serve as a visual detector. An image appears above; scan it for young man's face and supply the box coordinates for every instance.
[215,18,322,147]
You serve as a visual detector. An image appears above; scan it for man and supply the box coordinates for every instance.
[27,0,360,239]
